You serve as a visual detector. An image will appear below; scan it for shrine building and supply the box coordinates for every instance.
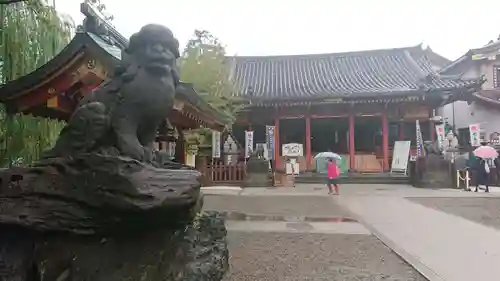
[229,46,483,173]
[0,2,229,165]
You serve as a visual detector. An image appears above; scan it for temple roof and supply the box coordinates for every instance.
[0,32,120,104]
[228,45,480,101]
[440,39,500,74]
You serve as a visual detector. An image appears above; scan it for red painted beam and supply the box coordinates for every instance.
[310,114,348,119]
[16,72,75,112]
[279,115,305,120]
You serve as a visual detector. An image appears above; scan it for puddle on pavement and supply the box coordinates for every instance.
[219,211,357,223]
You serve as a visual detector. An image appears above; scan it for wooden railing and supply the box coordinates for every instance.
[204,163,246,185]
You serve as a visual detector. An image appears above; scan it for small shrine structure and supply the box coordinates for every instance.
[0,2,229,166]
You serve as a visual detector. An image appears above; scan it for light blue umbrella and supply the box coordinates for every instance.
[314,152,341,160]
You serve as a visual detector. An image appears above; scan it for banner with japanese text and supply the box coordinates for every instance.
[265,125,275,160]
[435,124,445,149]
[245,130,254,158]
[416,120,425,157]
[469,124,481,146]
[211,130,221,158]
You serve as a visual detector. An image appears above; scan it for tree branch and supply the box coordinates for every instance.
[0,0,27,4]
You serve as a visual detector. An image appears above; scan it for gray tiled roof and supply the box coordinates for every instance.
[229,46,477,100]
[87,32,122,60]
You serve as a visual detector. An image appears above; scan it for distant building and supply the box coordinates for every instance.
[228,45,481,173]
[438,39,500,145]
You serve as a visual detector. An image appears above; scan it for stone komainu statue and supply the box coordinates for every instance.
[0,24,229,281]
[45,24,180,162]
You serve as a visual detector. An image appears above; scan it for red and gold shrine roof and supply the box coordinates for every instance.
[0,2,230,131]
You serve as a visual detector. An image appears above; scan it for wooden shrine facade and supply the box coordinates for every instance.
[0,2,228,164]
[229,45,484,173]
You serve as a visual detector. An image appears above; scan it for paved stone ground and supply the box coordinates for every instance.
[223,232,426,281]
[408,196,500,230]
[203,194,351,217]
[204,193,427,281]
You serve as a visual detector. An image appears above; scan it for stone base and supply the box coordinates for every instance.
[242,172,272,187]
[0,211,229,281]
[414,155,453,189]
[0,153,201,234]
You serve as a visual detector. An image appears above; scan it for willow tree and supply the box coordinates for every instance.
[0,0,73,167]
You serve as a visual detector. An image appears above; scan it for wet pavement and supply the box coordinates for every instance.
[204,190,428,280]
[217,210,357,223]
[408,196,500,230]
[203,194,350,217]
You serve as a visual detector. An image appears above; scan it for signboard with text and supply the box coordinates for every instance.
[282,143,303,157]
[391,140,411,175]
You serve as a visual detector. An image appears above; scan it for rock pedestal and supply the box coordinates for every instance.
[243,155,271,187]
[0,154,229,281]
[413,155,453,189]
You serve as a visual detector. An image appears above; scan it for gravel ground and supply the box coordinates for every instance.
[203,195,350,217]
[223,232,426,281]
[408,197,500,230]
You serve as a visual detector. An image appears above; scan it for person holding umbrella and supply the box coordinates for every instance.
[471,141,499,192]
[315,152,341,195]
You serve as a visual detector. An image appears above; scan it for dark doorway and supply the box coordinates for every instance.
[280,118,305,155]
[354,117,381,153]
[311,118,348,154]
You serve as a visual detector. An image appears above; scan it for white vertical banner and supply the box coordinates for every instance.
[435,124,446,149]
[245,130,254,158]
[416,120,425,157]
[469,123,481,147]
[211,130,221,158]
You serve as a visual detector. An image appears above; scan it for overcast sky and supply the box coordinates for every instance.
[56,0,499,61]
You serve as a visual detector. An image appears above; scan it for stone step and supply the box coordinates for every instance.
[295,173,409,185]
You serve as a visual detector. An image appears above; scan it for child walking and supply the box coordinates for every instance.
[327,158,340,195]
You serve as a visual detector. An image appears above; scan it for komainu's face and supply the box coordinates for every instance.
[142,38,177,75]
[127,24,180,77]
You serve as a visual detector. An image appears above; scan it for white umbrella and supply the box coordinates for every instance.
[314,152,341,160]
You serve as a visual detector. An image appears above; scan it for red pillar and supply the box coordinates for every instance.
[382,113,389,171]
[429,120,435,142]
[349,115,355,171]
[305,116,311,171]
[399,121,405,141]
[274,117,281,170]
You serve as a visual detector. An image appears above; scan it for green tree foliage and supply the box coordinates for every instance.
[179,30,242,122]
[0,0,73,167]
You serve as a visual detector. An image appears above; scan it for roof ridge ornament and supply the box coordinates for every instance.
[79,0,128,49]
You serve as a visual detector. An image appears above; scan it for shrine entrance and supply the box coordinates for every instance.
[352,117,384,173]
[310,118,348,155]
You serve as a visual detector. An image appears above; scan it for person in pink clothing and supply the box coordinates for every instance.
[326,158,340,195]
